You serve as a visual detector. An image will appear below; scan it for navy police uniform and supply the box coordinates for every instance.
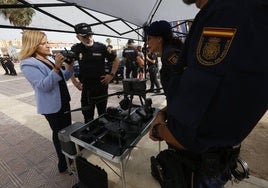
[3,56,17,75]
[0,57,9,74]
[123,46,139,78]
[71,42,117,122]
[147,52,160,91]
[166,0,268,187]
[160,44,182,94]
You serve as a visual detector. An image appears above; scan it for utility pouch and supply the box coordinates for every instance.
[200,152,221,177]
[199,145,241,178]
[150,149,187,188]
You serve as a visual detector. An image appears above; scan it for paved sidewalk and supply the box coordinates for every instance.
[0,64,267,188]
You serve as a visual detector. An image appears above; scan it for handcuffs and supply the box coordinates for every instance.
[231,157,250,181]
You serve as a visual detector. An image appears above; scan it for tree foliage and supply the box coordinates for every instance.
[0,0,35,27]
[106,38,111,45]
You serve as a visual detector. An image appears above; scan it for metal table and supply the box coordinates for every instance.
[70,106,157,188]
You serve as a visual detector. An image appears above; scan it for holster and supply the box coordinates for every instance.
[150,149,187,188]
[199,145,241,178]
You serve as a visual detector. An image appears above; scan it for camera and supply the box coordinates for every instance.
[60,48,75,64]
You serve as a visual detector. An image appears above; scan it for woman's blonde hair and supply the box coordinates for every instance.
[19,30,46,60]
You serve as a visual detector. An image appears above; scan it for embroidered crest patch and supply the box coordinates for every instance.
[168,53,179,65]
[197,27,236,66]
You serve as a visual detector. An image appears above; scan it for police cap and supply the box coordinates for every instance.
[74,23,94,36]
[127,39,135,44]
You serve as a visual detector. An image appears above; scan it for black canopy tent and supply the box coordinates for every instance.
[0,0,199,41]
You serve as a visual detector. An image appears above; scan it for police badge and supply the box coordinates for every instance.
[197,27,236,66]
[168,53,179,65]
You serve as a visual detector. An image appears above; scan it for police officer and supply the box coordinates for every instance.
[149,0,268,187]
[71,23,119,123]
[0,55,9,75]
[122,39,140,78]
[3,54,17,76]
[105,45,114,75]
[146,51,160,92]
[146,20,184,95]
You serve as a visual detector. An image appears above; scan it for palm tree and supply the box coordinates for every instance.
[0,0,35,27]
[106,38,112,46]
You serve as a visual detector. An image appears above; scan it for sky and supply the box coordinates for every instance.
[1,28,74,42]
[0,0,199,47]
[0,12,133,47]
[1,28,129,47]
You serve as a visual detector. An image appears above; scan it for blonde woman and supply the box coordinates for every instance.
[20,30,74,173]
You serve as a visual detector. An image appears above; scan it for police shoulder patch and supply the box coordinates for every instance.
[168,53,179,65]
[197,27,236,66]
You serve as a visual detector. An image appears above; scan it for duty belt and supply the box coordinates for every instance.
[168,144,249,181]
